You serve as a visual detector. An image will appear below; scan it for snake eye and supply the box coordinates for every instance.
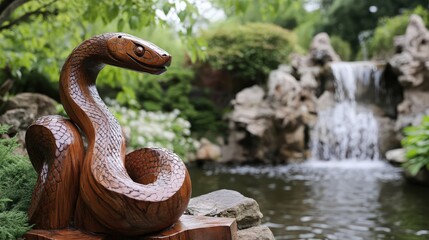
[135,46,144,57]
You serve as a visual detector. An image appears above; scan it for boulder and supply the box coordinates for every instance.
[237,225,275,240]
[0,93,58,146]
[186,189,263,229]
[385,148,406,164]
[234,85,265,106]
[6,92,57,116]
[195,138,222,161]
[377,117,401,156]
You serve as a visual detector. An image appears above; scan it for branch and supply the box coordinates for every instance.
[0,0,29,26]
[0,0,57,31]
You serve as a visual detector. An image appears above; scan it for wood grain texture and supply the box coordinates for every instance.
[24,216,237,240]
[25,33,192,236]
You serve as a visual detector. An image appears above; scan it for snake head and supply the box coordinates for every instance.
[106,33,171,75]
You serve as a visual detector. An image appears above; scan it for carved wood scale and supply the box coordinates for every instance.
[25,33,194,237]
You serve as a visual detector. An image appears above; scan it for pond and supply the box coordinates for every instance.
[189,160,429,240]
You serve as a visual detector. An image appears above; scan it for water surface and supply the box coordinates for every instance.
[189,161,429,240]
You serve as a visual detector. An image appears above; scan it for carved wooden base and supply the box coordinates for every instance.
[24,215,237,240]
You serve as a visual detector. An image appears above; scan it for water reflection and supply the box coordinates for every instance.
[189,161,429,239]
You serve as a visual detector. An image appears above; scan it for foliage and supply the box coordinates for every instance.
[0,0,206,99]
[316,0,428,54]
[201,22,301,84]
[214,0,307,28]
[367,6,429,60]
[0,125,37,239]
[330,35,352,61]
[106,99,199,160]
[401,116,429,176]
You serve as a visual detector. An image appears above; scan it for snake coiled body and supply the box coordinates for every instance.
[25,33,192,236]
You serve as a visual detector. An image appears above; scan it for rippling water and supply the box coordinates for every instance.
[189,161,429,240]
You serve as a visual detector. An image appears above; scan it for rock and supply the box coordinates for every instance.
[377,117,401,156]
[309,32,341,64]
[316,91,335,112]
[223,64,317,163]
[300,72,318,90]
[404,168,429,186]
[237,225,274,240]
[0,93,58,147]
[233,85,265,106]
[195,138,222,161]
[388,15,429,140]
[6,93,57,116]
[186,189,263,229]
[0,108,37,132]
[267,70,301,103]
[385,148,406,164]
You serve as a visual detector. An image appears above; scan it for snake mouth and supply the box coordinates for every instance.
[127,53,168,74]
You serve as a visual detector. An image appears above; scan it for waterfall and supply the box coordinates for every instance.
[311,62,382,161]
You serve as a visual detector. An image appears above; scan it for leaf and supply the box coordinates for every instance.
[129,15,139,30]
[162,3,172,15]
[117,19,125,31]
[107,5,120,20]
[178,11,187,22]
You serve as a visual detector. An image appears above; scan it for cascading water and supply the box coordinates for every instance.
[311,62,382,161]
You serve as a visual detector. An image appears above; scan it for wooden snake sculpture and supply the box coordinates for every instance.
[25,33,192,236]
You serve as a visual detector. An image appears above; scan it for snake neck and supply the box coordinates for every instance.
[59,34,126,185]
[60,34,114,135]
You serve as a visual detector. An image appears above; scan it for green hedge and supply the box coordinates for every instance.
[202,22,300,84]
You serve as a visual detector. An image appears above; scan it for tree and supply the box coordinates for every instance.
[316,0,429,53]
[0,0,204,101]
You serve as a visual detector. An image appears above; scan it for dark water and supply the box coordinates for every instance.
[189,161,429,240]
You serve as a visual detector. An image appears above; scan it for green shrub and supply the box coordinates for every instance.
[401,115,429,176]
[201,22,300,84]
[330,35,352,61]
[0,125,37,239]
[368,6,429,60]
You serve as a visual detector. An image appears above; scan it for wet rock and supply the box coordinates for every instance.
[385,148,406,164]
[186,189,263,229]
[237,225,275,240]
[377,117,401,156]
[404,168,429,186]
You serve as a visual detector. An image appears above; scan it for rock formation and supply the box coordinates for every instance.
[222,33,342,163]
[390,14,429,134]
[222,67,316,163]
